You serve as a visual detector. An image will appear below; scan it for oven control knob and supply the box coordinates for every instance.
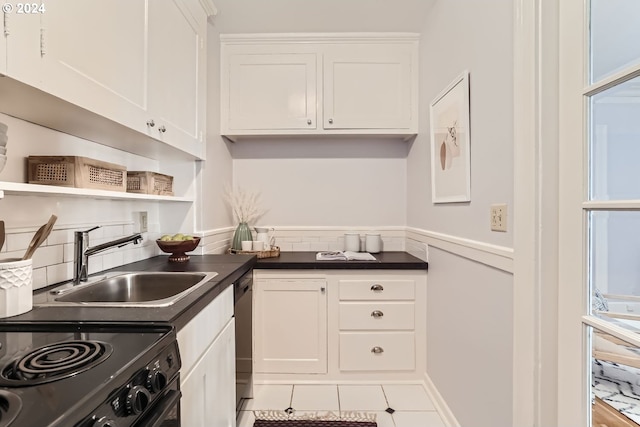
[126,385,151,415]
[92,417,117,427]
[146,368,168,393]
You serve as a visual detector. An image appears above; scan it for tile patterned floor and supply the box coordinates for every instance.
[237,384,446,427]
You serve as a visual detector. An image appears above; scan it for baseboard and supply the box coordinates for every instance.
[423,372,460,427]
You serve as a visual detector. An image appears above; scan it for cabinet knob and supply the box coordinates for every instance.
[158,125,167,133]
[371,310,384,318]
[370,284,384,292]
[371,346,384,354]
[328,118,334,124]
[307,119,312,125]
[146,119,155,127]
[320,287,326,293]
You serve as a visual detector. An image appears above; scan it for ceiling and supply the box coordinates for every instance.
[210,0,436,34]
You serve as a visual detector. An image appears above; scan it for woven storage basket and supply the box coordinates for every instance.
[27,156,127,192]
[127,171,174,196]
[228,246,280,259]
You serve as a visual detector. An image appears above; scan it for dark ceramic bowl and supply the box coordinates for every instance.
[156,237,201,262]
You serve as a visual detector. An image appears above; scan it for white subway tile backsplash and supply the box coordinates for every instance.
[278,243,293,251]
[63,243,74,263]
[87,255,104,275]
[46,262,73,286]
[292,242,311,251]
[32,267,48,290]
[309,242,330,251]
[103,252,124,271]
[31,245,64,269]
[46,229,75,246]
[6,232,33,252]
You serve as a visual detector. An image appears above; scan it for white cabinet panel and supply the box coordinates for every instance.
[339,301,415,330]
[178,285,234,376]
[339,331,415,371]
[220,34,419,139]
[148,0,206,150]
[339,279,415,301]
[324,48,413,130]
[181,319,236,427]
[227,53,317,131]
[254,279,327,374]
[1,0,207,160]
[39,0,148,133]
[5,7,41,86]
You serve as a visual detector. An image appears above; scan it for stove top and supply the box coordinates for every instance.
[0,323,179,427]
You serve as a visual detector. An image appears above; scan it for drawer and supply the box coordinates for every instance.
[339,302,415,330]
[339,332,415,371]
[339,279,415,301]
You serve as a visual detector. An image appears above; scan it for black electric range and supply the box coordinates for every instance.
[0,322,181,427]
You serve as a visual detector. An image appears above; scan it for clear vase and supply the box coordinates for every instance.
[232,222,252,250]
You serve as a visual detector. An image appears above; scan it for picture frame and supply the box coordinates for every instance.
[429,71,471,203]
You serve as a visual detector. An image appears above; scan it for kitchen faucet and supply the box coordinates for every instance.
[73,226,143,284]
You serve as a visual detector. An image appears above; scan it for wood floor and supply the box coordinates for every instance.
[593,397,640,427]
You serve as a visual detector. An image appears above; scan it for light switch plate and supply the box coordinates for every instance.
[490,204,507,232]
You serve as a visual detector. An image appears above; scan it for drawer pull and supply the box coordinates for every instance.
[370,284,384,292]
[371,310,384,318]
[371,346,384,354]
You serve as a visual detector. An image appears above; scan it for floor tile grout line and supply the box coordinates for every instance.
[289,384,294,408]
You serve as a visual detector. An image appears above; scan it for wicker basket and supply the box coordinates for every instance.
[27,156,127,192]
[127,171,174,196]
[228,246,280,259]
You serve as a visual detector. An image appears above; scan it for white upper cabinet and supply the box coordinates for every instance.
[39,0,149,135]
[0,11,5,74]
[0,0,210,160]
[148,0,207,153]
[323,45,414,130]
[227,53,318,130]
[4,6,41,86]
[220,34,419,140]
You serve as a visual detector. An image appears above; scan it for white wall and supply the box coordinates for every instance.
[0,113,169,289]
[407,1,515,426]
[197,23,235,234]
[231,139,408,227]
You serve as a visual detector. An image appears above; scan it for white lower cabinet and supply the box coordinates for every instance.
[253,270,426,381]
[339,331,415,371]
[181,319,236,427]
[254,278,328,374]
[178,285,236,427]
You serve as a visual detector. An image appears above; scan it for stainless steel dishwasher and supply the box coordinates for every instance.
[234,270,253,414]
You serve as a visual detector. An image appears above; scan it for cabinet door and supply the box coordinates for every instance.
[226,53,318,131]
[0,10,7,74]
[5,6,43,87]
[181,319,236,427]
[323,46,414,130]
[38,0,149,133]
[148,0,206,152]
[254,279,327,374]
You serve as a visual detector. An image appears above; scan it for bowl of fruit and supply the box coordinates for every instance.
[156,234,201,263]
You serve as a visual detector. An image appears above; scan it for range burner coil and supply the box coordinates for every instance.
[2,340,113,386]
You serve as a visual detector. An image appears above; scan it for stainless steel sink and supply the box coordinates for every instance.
[35,271,218,307]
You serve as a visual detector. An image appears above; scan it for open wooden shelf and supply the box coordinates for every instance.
[0,181,194,202]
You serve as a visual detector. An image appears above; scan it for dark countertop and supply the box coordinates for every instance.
[0,252,426,331]
[255,251,428,270]
[1,254,256,331]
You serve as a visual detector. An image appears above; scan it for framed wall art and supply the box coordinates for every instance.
[430,71,471,203]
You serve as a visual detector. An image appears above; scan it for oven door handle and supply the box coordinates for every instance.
[139,389,182,427]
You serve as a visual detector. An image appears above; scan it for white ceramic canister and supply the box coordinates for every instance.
[0,258,33,318]
[365,233,382,253]
[344,233,361,252]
